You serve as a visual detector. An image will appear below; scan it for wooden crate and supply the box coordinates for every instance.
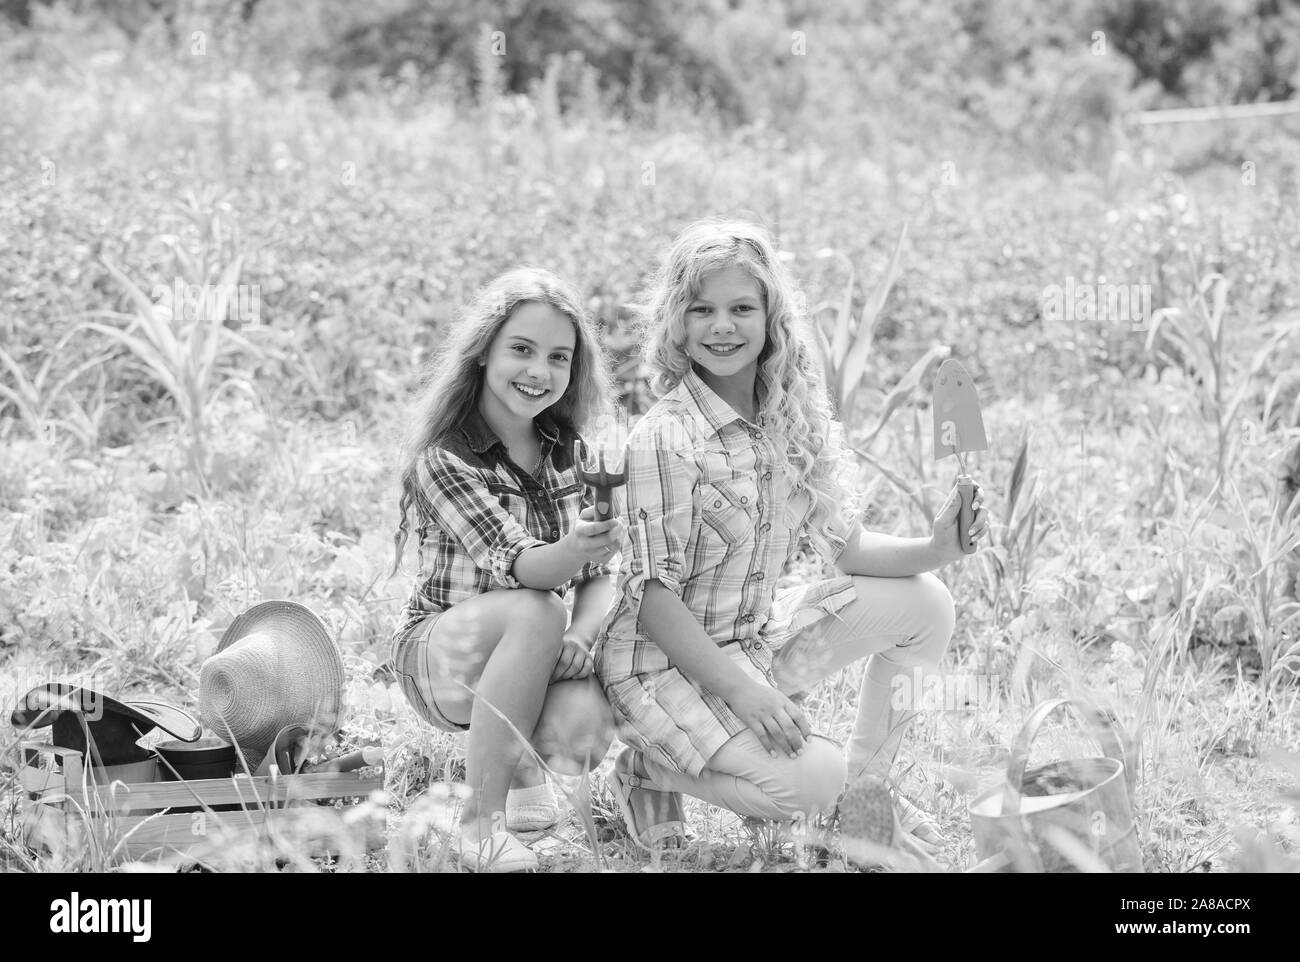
[17,739,386,864]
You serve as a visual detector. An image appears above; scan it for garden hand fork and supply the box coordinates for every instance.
[932,358,989,554]
[574,408,629,522]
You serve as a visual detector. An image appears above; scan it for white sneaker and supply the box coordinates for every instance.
[454,828,538,873]
[506,781,560,832]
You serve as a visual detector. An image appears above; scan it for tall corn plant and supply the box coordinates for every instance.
[810,223,950,511]
[79,194,263,491]
[0,333,111,448]
[1145,265,1296,487]
[811,222,910,418]
[974,429,1055,621]
[1215,479,1300,692]
[82,257,258,489]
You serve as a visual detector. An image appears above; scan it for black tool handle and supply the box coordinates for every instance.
[593,485,615,522]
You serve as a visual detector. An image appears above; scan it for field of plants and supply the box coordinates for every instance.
[1,0,1298,872]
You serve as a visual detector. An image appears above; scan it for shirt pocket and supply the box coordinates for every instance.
[485,480,531,523]
[699,476,759,545]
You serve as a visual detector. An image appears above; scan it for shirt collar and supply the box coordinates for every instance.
[457,405,570,469]
[675,367,759,439]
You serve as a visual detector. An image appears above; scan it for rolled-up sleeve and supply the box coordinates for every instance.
[824,504,855,562]
[415,449,547,589]
[622,412,698,605]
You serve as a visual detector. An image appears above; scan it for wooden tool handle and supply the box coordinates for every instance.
[305,746,383,774]
[957,476,976,554]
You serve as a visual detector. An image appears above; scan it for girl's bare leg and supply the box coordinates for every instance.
[419,589,566,838]
[416,590,614,836]
[531,674,614,776]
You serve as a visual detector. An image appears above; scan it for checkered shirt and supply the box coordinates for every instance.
[593,369,858,777]
[394,407,613,643]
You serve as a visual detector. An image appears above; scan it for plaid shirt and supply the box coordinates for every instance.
[593,368,858,777]
[394,407,613,641]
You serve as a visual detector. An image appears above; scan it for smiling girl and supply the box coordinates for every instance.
[391,268,624,872]
[593,220,987,854]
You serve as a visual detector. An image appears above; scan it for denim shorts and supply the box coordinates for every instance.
[390,611,471,734]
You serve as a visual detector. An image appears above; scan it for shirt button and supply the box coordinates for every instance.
[740,496,749,504]
[714,499,723,508]
[763,472,772,481]
[750,571,764,582]
[761,523,771,533]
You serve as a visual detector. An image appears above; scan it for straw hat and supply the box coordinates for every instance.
[199,601,345,760]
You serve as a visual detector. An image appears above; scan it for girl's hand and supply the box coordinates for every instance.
[551,635,593,682]
[930,481,989,566]
[728,681,811,758]
[564,506,625,565]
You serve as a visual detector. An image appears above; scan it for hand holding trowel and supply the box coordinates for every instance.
[932,359,989,555]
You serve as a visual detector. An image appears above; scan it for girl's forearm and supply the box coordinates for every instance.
[837,531,941,578]
[566,576,614,645]
[512,541,585,590]
[637,580,753,700]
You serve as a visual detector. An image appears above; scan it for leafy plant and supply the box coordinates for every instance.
[77,197,268,490]
[0,335,111,448]
[973,429,1056,623]
[811,223,910,417]
[1144,267,1296,487]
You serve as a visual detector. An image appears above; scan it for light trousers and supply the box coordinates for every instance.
[638,572,956,820]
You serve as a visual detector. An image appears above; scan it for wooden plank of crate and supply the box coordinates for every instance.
[18,740,82,787]
[20,763,64,795]
[115,805,386,860]
[18,762,381,813]
[91,770,384,814]
[114,809,270,859]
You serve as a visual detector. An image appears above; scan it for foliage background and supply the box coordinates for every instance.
[1,0,1298,871]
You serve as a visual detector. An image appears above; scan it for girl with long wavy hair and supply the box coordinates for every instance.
[592,219,987,855]
[391,267,622,872]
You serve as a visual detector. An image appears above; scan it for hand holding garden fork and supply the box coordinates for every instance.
[574,408,629,522]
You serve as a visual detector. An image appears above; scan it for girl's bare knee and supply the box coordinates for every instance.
[514,588,567,634]
[501,590,566,659]
[533,678,614,774]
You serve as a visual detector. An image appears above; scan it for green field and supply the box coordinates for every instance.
[2,1,1298,872]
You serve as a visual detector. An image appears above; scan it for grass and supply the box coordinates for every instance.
[2,13,1300,873]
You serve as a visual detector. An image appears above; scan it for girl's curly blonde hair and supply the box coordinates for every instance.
[639,218,856,561]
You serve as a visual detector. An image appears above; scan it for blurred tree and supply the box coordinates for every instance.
[328,0,747,120]
[1093,0,1232,97]
[1093,0,1299,102]
[1,0,264,39]
[1,0,31,26]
